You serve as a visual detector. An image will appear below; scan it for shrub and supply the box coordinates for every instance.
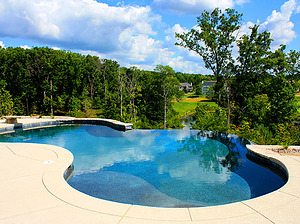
[192,103,228,133]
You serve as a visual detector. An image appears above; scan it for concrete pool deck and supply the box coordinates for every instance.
[0,118,300,223]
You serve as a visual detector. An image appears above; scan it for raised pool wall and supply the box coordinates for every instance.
[246,147,289,182]
[0,118,133,133]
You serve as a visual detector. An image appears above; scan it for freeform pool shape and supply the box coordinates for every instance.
[0,125,285,207]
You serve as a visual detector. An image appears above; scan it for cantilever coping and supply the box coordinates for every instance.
[1,121,300,223]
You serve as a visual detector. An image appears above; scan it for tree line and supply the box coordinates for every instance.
[0,46,212,129]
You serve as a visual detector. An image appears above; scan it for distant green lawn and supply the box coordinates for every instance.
[173,94,217,118]
[173,101,198,117]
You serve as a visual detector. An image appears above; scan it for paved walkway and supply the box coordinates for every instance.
[0,118,300,223]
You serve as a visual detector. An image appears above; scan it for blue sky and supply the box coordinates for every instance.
[0,0,299,74]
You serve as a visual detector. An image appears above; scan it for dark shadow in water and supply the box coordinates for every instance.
[177,130,244,174]
[0,125,77,142]
[176,135,229,174]
[195,130,286,198]
[85,125,125,138]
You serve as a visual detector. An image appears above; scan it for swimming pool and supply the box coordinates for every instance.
[0,125,285,207]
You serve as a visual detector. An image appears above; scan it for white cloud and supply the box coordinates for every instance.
[20,45,31,49]
[260,0,298,49]
[0,0,160,53]
[52,47,61,50]
[235,0,250,5]
[152,0,248,14]
[80,22,207,74]
[0,41,4,48]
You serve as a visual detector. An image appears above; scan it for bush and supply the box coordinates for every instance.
[230,123,273,145]
[273,123,300,148]
[192,103,228,133]
[230,122,300,147]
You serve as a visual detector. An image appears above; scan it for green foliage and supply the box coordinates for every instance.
[175,8,242,78]
[176,8,243,126]
[154,65,181,129]
[177,8,299,143]
[192,103,228,133]
[175,72,214,87]
[230,123,300,146]
[273,124,300,148]
[245,94,271,126]
[230,123,274,145]
[69,96,82,117]
[0,46,186,128]
[232,26,298,127]
[0,80,13,116]
[266,74,297,125]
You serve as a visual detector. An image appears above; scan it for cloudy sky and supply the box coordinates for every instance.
[0,0,299,74]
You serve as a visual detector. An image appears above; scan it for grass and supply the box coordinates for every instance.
[173,94,217,118]
[70,108,103,118]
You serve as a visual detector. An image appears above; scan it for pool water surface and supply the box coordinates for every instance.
[0,125,285,207]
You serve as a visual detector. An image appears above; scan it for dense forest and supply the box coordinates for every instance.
[0,46,213,129]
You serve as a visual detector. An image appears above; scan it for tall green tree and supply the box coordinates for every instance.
[124,67,140,122]
[154,65,180,129]
[0,80,13,116]
[175,8,242,125]
[232,25,272,125]
[232,26,297,127]
[286,50,300,81]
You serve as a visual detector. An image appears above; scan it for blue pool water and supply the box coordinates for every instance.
[0,125,285,207]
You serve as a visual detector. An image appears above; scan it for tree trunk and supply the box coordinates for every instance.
[120,87,123,118]
[133,99,136,123]
[84,89,88,118]
[102,64,107,105]
[164,97,167,129]
[227,94,230,127]
[26,98,29,115]
[130,97,133,122]
[118,69,123,118]
[226,83,230,127]
[50,79,53,116]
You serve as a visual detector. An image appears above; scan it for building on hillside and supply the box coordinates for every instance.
[179,83,193,92]
[202,81,216,95]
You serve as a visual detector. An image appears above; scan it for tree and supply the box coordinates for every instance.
[154,65,180,129]
[192,103,228,133]
[175,8,242,126]
[232,25,272,125]
[118,67,125,119]
[232,26,297,127]
[286,50,300,81]
[0,80,13,116]
[124,67,140,122]
[83,55,102,103]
